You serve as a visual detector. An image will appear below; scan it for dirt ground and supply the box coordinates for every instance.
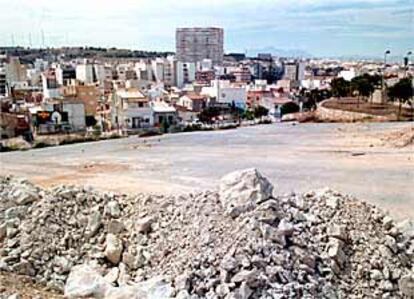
[0,272,63,298]
[0,122,413,218]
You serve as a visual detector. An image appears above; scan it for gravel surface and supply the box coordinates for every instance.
[0,170,414,298]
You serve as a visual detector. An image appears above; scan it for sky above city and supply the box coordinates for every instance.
[1,0,413,58]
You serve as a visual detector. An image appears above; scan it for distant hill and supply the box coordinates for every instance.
[246,47,312,58]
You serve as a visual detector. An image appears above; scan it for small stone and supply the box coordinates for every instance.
[216,284,230,297]
[277,219,294,236]
[105,234,123,265]
[399,274,414,297]
[231,269,258,285]
[136,216,154,234]
[104,267,119,284]
[220,256,238,272]
[0,223,7,241]
[327,239,346,266]
[107,201,121,218]
[383,216,394,229]
[108,219,124,235]
[86,211,102,238]
[327,225,347,241]
[239,282,253,299]
[176,290,191,299]
[379,280,394,291]
[384,235,397,253]
[175,272,191,291]
[326,196,339,209]
[370,269,383,281]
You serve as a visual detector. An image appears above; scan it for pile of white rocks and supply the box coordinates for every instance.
[0,169,413,299]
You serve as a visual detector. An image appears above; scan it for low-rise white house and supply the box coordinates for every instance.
[201,80,247,109]
[111,88,152,130]
[41,100,86,132]
[339,68,356,81]
[150,101,177,127]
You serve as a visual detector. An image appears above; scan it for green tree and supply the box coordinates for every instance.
[351,76,375,107]
[242,110,254,120]
[330,78,350,99]
[365,74,382,89]
[253,105,269,118]
[199,107,221,124]
[280,102,300,117]
[387,78,414,120]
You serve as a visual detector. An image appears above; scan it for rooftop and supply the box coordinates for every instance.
[116,88,145,99]
[150,101,176,113]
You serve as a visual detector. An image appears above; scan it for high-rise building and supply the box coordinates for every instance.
[176,27,224,66]
[283,61,305,81]
[5,57,27,88]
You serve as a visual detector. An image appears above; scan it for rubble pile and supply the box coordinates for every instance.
[0,169,413,299]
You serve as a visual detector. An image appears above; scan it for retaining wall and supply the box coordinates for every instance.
[316,100,390,122]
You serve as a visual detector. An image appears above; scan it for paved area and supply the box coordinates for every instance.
[1,122,413,220]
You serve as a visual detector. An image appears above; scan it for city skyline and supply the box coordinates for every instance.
[1,0,413,58]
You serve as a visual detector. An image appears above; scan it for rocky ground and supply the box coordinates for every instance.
[379,126,414,148]
[0,169,414,298]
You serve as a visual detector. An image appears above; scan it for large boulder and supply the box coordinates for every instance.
[105,276,172,299]
[10,185,39,206]
[219,168,273,217]
[65,265,172,299]
[133,276,174,299]
[64,264,112,299]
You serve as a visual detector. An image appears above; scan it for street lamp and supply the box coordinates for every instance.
[382,50,391,103]
[384,50,391,65]
[404,51,412,77]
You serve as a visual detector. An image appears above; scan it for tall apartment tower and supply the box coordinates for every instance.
[176,27,224,66]
[283,61,305,81]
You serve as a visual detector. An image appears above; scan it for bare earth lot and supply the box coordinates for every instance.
[0,122,413,220]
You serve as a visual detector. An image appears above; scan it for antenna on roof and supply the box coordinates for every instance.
[41,29,45,48]
[28,33,32,48]
[11,34,15,46]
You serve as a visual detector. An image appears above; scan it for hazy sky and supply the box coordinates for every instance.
[1,0,413,57]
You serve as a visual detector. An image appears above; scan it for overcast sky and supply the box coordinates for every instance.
[1,0,413,57]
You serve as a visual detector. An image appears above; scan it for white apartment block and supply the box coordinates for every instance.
[76,63,94,84]
[176,62,196,88]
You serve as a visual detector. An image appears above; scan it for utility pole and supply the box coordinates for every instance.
[28,33,32,48]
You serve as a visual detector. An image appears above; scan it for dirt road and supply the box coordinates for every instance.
[1,122,413,220]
